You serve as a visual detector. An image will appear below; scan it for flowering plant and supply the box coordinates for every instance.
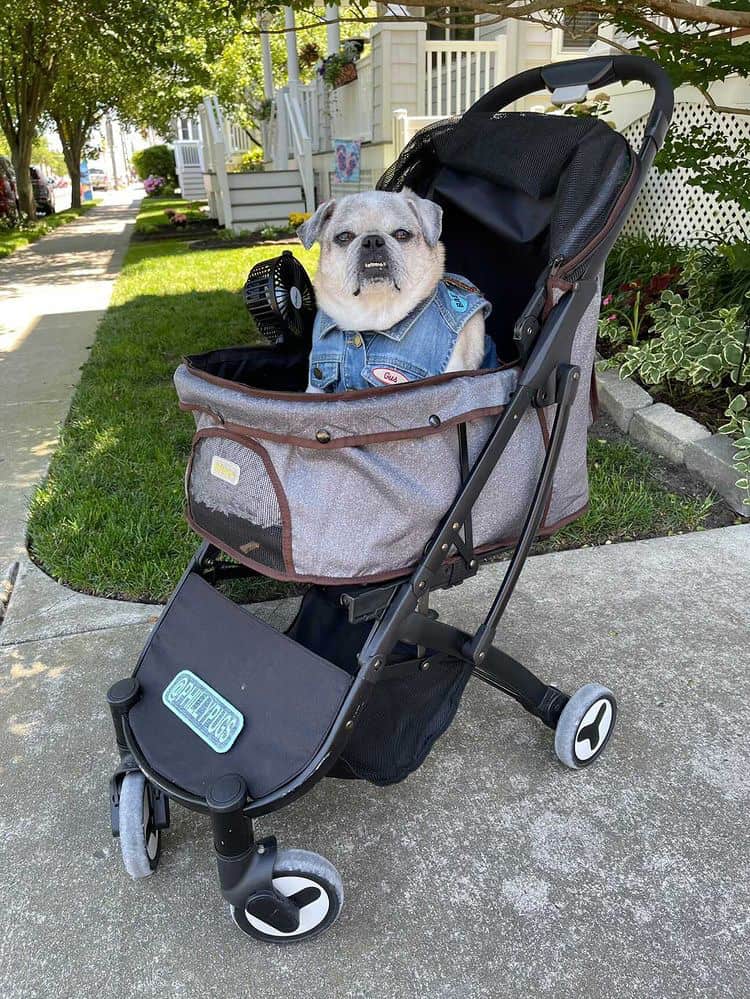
[143,174,166,196]
[598,267,681,350]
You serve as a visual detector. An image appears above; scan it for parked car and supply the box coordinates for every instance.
[30,166,56,215]
[88,167,112,191]
[0,156,19,221]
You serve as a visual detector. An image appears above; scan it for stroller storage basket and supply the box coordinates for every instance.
[175,300,598,586]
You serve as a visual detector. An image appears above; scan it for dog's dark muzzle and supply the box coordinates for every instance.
[358,233,391,282]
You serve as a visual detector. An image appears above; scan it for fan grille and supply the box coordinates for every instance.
[243,251,315,345]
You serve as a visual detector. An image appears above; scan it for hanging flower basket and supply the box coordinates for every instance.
[333,61,358,88]
[320,53,359,89]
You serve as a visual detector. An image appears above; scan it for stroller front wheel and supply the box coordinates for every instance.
[230,848,343,943]
[554,684,617,770]
[118,771,162,878]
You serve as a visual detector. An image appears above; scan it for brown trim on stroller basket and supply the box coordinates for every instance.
[184,501,588,588]
[179,403,510,450]
[184,358,518,405]
[185,427,296,575]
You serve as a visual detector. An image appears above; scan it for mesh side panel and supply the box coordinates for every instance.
[377,118,459,194]
[188,435,287,573]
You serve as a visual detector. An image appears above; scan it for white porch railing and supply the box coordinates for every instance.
[424,39,507,117]
[275,87,315,212]
[199,96,233,228]
[173,139,202,171]
[225,122,254,155]
[329,54,373,143]
[392,111,445,158]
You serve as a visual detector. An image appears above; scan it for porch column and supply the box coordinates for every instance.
[325,3,340,54]
[259,12,274,100]
[370,18,427,144]
[284,6,301,99]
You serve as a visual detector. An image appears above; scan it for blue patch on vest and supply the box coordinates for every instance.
[447,289,468,313]
[162,670,244,753]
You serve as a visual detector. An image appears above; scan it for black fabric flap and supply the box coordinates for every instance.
[128,574,352,800]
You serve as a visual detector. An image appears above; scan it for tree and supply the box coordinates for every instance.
[0,3,75,214]
[0,0,242,215]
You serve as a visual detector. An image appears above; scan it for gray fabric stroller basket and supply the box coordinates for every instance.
[174,106,637,585]
[174,287,597,585]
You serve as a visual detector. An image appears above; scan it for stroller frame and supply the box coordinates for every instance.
[107,55,674,942]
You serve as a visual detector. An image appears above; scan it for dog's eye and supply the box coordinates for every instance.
[392,229,412,241]
[334,231,355,245]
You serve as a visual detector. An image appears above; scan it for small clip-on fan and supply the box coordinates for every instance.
[243,250,316,349]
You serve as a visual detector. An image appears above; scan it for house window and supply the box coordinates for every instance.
[561,12,599,49]
[178,117,199,141]
[426,6,475,41]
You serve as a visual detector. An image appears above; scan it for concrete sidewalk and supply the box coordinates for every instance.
[0,191,142,567]
[0,525,747,999]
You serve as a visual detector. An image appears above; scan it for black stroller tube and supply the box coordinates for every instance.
[466,54,673,161]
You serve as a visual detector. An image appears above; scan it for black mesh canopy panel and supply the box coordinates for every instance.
[378,112,633,358]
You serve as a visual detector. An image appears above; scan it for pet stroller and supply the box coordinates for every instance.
[106,55,673,942]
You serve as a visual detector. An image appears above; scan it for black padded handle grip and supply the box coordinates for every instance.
[466,55,674,155]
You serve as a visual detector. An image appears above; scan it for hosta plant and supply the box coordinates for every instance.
[616,290,748,389]
[718,393,750,508]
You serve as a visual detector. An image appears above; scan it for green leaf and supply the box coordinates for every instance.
[729,395,748,413]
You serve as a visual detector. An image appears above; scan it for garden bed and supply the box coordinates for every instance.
[133,196,209,235]
[598,234,750,514]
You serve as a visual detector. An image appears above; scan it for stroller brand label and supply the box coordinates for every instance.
[210,455,241,486]
[162,670,244,753]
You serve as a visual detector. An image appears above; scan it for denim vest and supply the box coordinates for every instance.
[309,273,495,392]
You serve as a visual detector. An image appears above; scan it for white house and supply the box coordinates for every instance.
[180,5,750,242]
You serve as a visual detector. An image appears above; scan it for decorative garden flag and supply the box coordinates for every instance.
[334,140,361,183]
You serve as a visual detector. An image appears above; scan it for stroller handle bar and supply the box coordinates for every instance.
[467,54,674,164]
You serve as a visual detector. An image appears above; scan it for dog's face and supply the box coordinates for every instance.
[298,189,445,332]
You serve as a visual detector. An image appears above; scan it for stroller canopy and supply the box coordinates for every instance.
[377,113,633,360]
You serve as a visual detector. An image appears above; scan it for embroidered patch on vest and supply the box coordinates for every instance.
[447,289,468,313]
[370,367,410,385]
[162,669,244,753]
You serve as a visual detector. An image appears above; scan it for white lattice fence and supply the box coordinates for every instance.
[621,102,750,245]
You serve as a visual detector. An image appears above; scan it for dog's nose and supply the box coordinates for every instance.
[361,233,386,251]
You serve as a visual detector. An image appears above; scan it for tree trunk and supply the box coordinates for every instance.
[10,128,36,218]
[55,118,88,211]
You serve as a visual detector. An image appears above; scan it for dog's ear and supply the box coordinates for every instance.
[402,188,443,248]
[297,200,336,249]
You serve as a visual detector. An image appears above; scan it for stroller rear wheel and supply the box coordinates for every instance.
[230,848,343,943]
[554,684,617,770]
[118,771,162,879]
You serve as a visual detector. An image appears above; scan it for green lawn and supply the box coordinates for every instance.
[0,199,101,259]
[134,196,207,234]
[27,228,718,603]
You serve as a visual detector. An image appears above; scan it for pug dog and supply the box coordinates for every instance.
[297,189,494,392]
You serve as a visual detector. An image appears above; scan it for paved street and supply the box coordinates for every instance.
[0,526,748,999]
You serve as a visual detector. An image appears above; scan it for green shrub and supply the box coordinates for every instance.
[132,145,177,187]
[616,290,748,389]
[602,234,750,508]
[719,394,750,507]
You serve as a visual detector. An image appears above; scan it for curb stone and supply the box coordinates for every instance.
[595,363,747,516]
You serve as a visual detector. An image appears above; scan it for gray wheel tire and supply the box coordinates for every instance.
[230,848,343,943]
[554,683,617,770]
[118,772,160,879]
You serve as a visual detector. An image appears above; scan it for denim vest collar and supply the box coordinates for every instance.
[316,284,440,343]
